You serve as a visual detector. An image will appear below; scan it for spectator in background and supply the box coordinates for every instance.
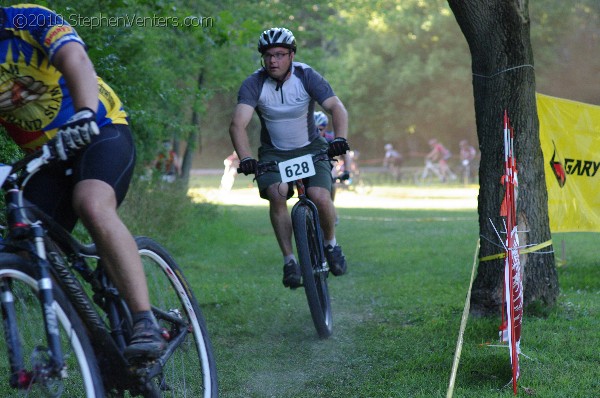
[220,151,240,191]
[153,140,182,182]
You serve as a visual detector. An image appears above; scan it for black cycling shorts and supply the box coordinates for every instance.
[256,137,332,200]
[23,123,136,231]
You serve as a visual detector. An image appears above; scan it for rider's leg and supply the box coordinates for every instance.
[265,182,294,257]
[308,186,347,276]
[73,179,151,313]
[74,180,166,359]
[307,186,337,242]
[72,124,165,359]
[438,160,448,181]
[266,183,302,287]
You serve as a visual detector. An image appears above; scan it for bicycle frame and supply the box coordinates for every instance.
[0,149,191,394]
[18,202,199,393]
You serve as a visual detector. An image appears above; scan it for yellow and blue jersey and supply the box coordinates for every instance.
[0,4,128,152]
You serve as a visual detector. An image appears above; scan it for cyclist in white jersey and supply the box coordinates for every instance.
[229,27,350,289]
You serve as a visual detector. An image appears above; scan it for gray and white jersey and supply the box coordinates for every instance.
[237,62,335,150]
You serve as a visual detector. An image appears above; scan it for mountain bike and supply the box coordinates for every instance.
[243,151,333,338]
[414,159,444,185]
[0,146,218,397]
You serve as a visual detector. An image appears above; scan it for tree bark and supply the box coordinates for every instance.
[181,71,205,185]
[448,0,559,316]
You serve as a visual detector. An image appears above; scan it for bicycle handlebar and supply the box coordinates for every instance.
[237,151,331,177]
[1,142,71,189]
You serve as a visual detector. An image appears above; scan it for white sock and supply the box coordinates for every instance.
[284,254,296,264]
[324,238,337,248]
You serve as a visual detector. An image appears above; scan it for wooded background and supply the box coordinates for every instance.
[2,0,598,171]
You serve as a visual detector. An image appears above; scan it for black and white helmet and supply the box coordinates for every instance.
[314,111,328,127]
[258,27,297,54]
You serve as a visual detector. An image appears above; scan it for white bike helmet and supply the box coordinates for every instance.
[314,111,328,127]
[258,27,297,54]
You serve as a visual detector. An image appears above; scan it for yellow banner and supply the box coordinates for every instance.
[537,93,600,232]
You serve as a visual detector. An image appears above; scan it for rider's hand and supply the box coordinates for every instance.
[338,170,350,181]
[328,137,350,157]
[239,157,258,175]
[53,108,100,160]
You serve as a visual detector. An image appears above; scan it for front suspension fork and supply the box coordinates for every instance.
[32,223,67,379]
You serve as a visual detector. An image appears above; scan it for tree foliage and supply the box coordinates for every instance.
[1,0,597,167]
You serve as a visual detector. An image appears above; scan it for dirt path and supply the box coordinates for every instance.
[188,184,478,210]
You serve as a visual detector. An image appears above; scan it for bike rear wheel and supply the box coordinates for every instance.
[136,237,218,398]
[0,254,104,397]
[292,204,333,338]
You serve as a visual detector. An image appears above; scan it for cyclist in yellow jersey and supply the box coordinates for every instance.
[0,4,165,360]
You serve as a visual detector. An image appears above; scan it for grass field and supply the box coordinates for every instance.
[121,174,598,397]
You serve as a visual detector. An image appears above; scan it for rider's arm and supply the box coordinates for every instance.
[322,96,350,168]
[52,42,99,113]
[321,96,348,140]
[229,103,255,160]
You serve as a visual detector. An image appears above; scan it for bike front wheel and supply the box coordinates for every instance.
[0,253,104,397]
[136,237,218,398]
[292,204,333,338]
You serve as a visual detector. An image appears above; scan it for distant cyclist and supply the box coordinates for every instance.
[315,111,335,142]
[229,27,350,288]
[426,138,456,182]
[383,143,403,181]
[315,110,350,181]
[315,110,347,224]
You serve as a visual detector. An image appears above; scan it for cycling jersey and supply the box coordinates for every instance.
[0,5,128,152]
[432,143,451,161]
[237,62,335,150]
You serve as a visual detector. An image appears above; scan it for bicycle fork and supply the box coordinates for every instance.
[1,279,25,388]
[293,198,329,275]
[32,223,67,376]
[0,222,67,389]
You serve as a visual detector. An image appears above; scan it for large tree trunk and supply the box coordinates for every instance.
[448,0,559,316]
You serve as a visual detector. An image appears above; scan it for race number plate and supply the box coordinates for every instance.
[278,155,316,183]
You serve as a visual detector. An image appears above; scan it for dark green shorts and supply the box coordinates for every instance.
[257,137,333,200]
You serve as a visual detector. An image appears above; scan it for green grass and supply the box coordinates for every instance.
[119,178,600,397]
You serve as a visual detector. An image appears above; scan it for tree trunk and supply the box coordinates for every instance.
[180,71,205,185]
[448,0,559,316]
